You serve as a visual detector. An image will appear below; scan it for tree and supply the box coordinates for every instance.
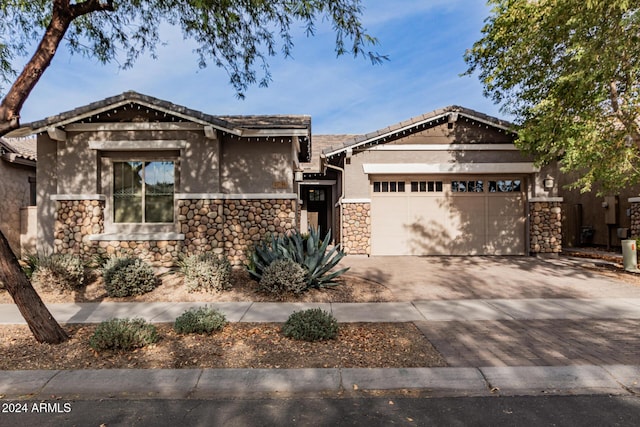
[464,0,640,193]
[0,0,384,344]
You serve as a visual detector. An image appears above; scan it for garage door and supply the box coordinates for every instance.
[370,178,526,255]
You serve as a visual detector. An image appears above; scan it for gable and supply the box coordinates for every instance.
[388,118,515,145]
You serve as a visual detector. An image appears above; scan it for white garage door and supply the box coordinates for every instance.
[370,178,526,255]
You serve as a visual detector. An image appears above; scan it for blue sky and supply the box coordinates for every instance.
[18,0,502,135]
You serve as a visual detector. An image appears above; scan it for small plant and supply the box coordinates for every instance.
[102,256,158,297]
[174,306,227,334]
[29,253,85,292]
[282,308,339,342]
[258,258,308,295]
[247,228,349,289]
[89,318,159,351]
[178,253,231,293]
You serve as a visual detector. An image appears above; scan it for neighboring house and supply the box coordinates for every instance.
[0,137,37,257]
[316,106,562,256]
[7,91,310,266]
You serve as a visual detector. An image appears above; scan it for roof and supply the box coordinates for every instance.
[322,105,516,158]
[302,134,359,173]
[0,137,37,166]
[5,91,312,159]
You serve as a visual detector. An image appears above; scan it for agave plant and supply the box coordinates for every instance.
[247,228,349,289]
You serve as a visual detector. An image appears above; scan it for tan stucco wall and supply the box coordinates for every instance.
[0,159,35,256]
[37,135,57,255]
[221,136,293,193]
[343,148,534,199]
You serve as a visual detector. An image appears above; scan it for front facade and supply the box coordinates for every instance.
[318,107,563,256]
[10,95,564,266]
[9,92,310,266]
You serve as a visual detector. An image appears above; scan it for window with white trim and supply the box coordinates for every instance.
[113,161,175,223]
[411,181,443,193]
[452,180,484,193]
[373,181,406,193]
[489,180,521,192]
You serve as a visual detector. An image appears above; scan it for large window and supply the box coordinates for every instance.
[113,161,175,223]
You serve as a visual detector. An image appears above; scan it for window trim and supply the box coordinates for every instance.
[102,153,179,234]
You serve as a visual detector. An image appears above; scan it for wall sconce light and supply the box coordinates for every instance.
[294,171,304,182]
[543,177,555,190]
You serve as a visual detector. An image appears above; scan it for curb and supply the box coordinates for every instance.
[1,365,639,400]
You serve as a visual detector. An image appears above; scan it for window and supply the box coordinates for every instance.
[489,180,521,193]
[373,181,405,193]
[113,161,175,223]
[308,188,325,201]
[411,181,443,193]
[452,180,484,193]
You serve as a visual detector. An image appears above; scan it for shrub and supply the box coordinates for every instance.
[247,228,349,289]
[282,308,339,342]
[29,254,85,292]
[89,318,159,351]
[178,253,231,293]
[258,258,308,295]
[174,306,227,334]
[102,256,158,297]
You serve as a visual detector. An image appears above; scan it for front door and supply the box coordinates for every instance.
[305,186,329,234]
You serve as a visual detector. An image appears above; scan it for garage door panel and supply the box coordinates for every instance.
[371,177,526,256]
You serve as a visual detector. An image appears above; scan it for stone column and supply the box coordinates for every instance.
[341,201,370,255]
[529,197,563,254]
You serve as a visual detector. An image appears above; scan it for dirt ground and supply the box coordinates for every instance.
[0,268,450,370]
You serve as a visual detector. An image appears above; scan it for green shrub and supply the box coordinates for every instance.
[178,253,231,293]
[89,318,159,351]
[30,254,85,292]
[102,256,158,297]
[174,306,227,334]
[247,228,349,289]
[258,258,308,295]
[282,308,339,342]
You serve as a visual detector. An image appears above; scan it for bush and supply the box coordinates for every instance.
[247,228,349,290]
[258,258,308,296]
[102,256,158,297]
[29,254,85,292]
[282,308,339,342]
[178,253,231,293]
[174,306,227,334]
[89,318,159,351]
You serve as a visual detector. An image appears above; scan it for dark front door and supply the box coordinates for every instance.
[305,186,329,234]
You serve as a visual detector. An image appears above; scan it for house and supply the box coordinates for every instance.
[7,91,311,266]
[315,106,563,256]
[0,137,36,257]
[7,93,564,266]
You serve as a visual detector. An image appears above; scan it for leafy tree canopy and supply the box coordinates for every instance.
[0,0,384,135]
[464,0,640,193]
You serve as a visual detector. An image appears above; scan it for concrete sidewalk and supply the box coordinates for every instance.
[2,298,640,324]
[2,365,640,399]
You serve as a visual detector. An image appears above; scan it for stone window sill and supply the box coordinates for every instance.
[88,233,185,241]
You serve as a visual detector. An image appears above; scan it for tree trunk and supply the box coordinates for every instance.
[0,230,68,344]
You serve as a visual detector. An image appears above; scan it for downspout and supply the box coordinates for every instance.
[321,153,345,245]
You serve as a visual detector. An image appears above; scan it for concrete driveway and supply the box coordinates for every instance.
[339,255,640,301]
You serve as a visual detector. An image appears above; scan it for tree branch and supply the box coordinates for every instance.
[0,0,115,136]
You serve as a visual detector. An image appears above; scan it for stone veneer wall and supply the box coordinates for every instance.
[54,200,104,256]
[179,198,296,265]
[54,197,296,267]
[341,202,370,255]
[529,200,563,254]
[629,199,640,237]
